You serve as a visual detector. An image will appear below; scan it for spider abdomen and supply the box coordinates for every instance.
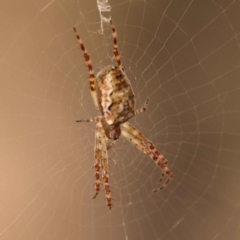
[96,66,135,125]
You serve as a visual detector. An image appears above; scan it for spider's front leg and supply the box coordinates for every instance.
[93,122,112,209]
[121,122,173,192]
[92,122,102,199]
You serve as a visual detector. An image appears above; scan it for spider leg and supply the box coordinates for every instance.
[110,20,124,71]
[135,98,149,116]
[99,126,112,209]
[120,125,165,181]
[93,122,112,209]
[102,157,112,210]
[158,171,165,182]
[92,122,103,199]
[122,122,168,165]
[73,27,99,110]
[121,122,173,192]
[76,117,103,123]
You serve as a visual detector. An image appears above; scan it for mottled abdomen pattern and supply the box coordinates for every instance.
[96,66,135,125]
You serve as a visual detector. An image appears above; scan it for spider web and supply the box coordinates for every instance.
[0,0,240,239]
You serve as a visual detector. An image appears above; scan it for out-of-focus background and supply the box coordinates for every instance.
[0,0,240,239]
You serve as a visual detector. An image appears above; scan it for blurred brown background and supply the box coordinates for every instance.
[0,0,240,239]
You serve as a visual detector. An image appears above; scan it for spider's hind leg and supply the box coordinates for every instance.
[110,20,124,71]
[73,27,99,110]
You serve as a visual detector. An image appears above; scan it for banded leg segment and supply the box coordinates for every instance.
[120,126,165,182]
[93,122,112,209]
[122,122,168,165]
[121,122,173,192]
[92,122,103,199]
[73,27,99,109]
[135,98,149,116]
[76,116,103,123]
[110,20,124,71]
[102,164,112,209]
[100,128,112,209]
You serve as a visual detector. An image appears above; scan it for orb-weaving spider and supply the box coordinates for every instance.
[74,20,173,209]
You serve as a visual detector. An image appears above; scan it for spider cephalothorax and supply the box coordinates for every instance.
[74,20,173,209]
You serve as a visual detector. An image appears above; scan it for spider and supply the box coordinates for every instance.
[74,20,173,209]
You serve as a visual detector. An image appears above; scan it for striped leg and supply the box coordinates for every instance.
[92,122,103,199]
[93,122,112,209]
[121,122,173,192]
[73,27,99,109]
[99,125,112,209]
[102,159,112,210]
[110,20,124,71]
[121,127,165,183]
[76,116,103,123]
[135,98,149,116]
